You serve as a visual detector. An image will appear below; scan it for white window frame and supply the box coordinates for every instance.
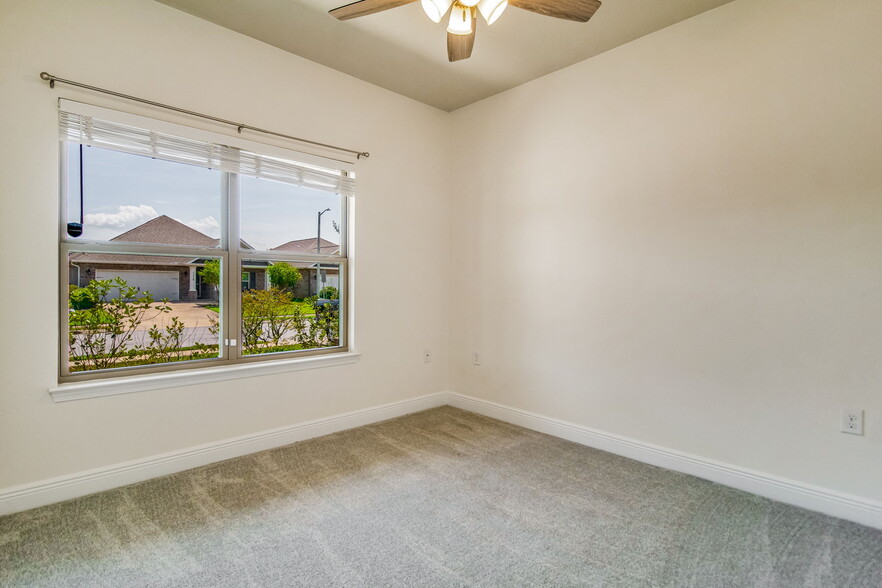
[56,102,356,391]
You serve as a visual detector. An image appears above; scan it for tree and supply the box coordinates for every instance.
[267,262,302,292]
[198,260,220,296]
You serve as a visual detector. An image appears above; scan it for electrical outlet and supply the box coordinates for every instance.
[472,352,480,365]
[424,349,431,363]
[841,408,864,435]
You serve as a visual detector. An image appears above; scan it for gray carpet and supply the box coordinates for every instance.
[1,407,880,587]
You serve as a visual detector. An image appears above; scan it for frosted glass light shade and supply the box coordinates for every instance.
[459,0,480,7]
[477,0,507,24]
[421,0,453,23]
[447,3,473,35]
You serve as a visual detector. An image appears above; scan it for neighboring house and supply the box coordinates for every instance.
[272,238,341,298]
[69,215,267,301]
[273,237,340,256]
[69,216,339,301]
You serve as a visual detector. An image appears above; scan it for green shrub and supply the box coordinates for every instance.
[267,262,302,291]
[69,285,95,310]
[68,277,170,371]
[241,288,305,353]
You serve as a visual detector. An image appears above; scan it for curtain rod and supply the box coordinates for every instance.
[39,72,369,160]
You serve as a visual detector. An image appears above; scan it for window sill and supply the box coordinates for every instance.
[49,352,361,403]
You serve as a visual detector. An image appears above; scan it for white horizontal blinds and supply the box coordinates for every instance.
[59,111,230,168]
[59,110,355,197]
[236,151,356,196]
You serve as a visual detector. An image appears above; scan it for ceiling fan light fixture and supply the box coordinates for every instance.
[477,0,507,24]
[330,0,602,62]
[421,0,453,23]
[447,2,473,35]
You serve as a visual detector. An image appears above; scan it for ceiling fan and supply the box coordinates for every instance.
[329,0,601,62]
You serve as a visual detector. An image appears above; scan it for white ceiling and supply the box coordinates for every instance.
[155,0,735,111]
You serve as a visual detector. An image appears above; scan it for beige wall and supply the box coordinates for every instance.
[2,0,880,511]
[0,0,450,488]
[449,0,882,502]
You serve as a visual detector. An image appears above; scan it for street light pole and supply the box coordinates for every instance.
[316,208,331,296]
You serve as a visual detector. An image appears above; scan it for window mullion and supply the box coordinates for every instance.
[224,172,242,360]
[62,242,223,257]
[58,141,72,377]
[340,181,351,258]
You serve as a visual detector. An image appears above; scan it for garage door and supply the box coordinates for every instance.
[96,270,179,301]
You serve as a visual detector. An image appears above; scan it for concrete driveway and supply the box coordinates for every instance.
[138,302,219,331]
[129,302,220,348]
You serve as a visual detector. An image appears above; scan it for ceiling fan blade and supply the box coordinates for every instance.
[447,11,476,62]
[329,0,417,21]
[508,0,600,23]
[447,30,476,62]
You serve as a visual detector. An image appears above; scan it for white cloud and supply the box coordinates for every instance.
[85,204,158,229]
[183,215,221,238]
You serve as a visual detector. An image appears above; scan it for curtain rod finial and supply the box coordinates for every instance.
[358,152,370,159]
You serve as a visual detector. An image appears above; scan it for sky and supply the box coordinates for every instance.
[67,146,343,251]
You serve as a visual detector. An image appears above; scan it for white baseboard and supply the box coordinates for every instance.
[0,392,448,516]
[4,390,881,531]
[447,392,882,531]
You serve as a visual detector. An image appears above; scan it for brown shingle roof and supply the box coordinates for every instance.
[272,238,339,255]
[72,216,219,265]
[71,216,261,264]
[70,217,337,268]
[110,215,217,247]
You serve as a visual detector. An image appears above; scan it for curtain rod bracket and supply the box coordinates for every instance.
[39,71,368,162]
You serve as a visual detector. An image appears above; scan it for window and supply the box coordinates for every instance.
[59,101,353,381]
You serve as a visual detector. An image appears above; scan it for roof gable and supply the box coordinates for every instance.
[110,215,217,247]
[272,237,339,254]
